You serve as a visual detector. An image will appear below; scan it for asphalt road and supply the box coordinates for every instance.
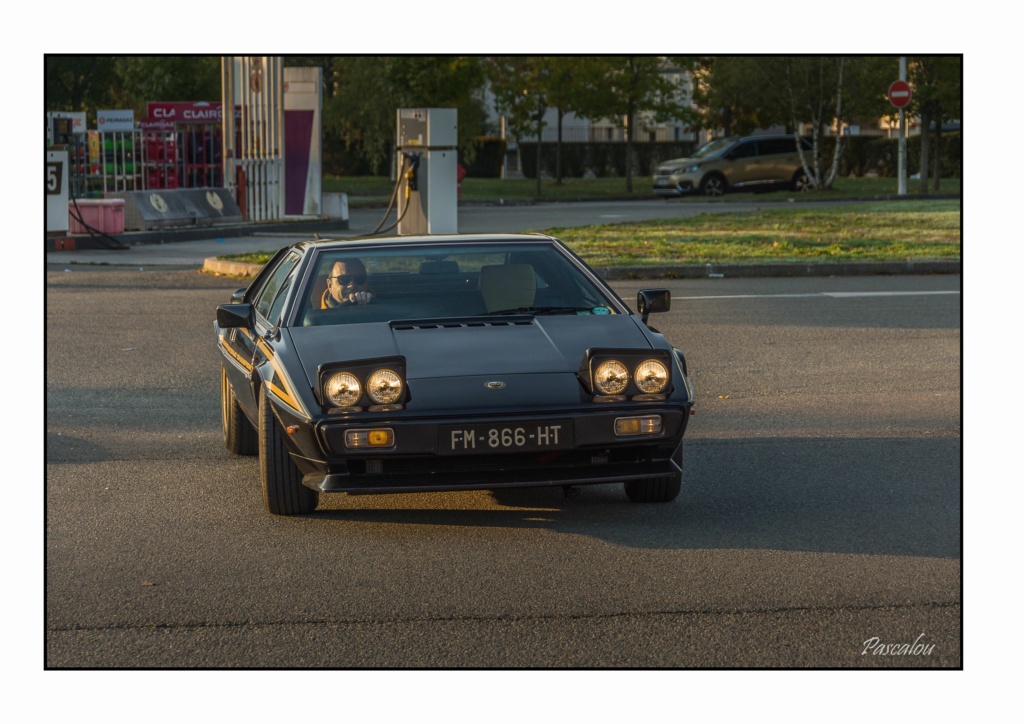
[45,268,961,668]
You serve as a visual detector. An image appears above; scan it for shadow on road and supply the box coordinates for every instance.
[308,436,960,560]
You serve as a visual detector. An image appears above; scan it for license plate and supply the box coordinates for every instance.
[440,421,573,455]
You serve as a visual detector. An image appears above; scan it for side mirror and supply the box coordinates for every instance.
[217,303,254,329]
[637,289,671,326]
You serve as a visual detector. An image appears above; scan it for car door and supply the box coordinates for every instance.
[222,249,303,421]
[724,140,760,186]
[758,137,805,183]
[251,250,306,410]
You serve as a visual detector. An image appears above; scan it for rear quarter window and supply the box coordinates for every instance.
[760,138,796,155]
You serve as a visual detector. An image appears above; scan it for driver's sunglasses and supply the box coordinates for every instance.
[329,273,367,286]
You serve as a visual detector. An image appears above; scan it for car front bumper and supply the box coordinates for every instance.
[653,176,695,196]
[274,400,692,494]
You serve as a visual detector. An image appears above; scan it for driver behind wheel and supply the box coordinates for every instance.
[321,258,374,308]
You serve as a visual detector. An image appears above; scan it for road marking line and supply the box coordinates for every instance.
[673,291,961,301]
[823,291,961,298]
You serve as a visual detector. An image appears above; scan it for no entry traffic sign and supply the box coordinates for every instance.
[888,80,912,109]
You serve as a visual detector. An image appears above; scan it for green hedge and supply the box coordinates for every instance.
[516,135,961,180]
[463,137,506,178]
[518,141,698,179]
[788,134,962,178]
[323,130,376,177]
[326,132,962,180]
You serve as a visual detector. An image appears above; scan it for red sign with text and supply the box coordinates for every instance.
[145,102,242,124]
[888,80,912,109]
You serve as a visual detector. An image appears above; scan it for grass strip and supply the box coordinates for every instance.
[550,201,961,266]
[218,200,961,268]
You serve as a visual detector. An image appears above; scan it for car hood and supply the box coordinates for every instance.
[288,313,653,388]
[292,315,651,382]
[658,156,708,170]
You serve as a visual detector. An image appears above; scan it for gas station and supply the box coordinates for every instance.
[45,56,460,251]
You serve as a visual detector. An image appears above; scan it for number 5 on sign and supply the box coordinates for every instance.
[46,162,63,194]
[46,150,69,233]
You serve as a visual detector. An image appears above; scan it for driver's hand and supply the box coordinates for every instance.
[347,291,373,305]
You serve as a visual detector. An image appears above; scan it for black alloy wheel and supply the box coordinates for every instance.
[792,169,814,192]
[700,174,726,196]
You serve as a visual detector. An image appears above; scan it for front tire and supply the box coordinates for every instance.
[699,173,726,196]
[624,444,683,503]
[222,368,257,456]
[259,386,318,515]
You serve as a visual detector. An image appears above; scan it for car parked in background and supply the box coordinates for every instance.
[653,135,815,197]
[216,233,695,516]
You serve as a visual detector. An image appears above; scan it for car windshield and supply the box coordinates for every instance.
[690,138,735,159]
[294,242,619,327]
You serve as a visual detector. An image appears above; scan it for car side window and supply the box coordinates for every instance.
[731,142,758,159]
[761,138,792,155]
[253,251,302,325]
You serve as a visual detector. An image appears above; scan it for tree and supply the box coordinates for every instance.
[113,57,220,115]
[778,56,850,190]
[762,56,890,190]
[486,57,554,195]
[910,56,961,192]
[689,56,896,190]
[327,56,489,176]
[46,56,223,122]
[543,57,596,185]
[45,56,122,121]
[689,56,777,136]
[572,57,693,192]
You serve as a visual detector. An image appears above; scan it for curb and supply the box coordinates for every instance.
[202,256,961,280]
[48,217,351,252]
[593,260,961,280]
[349,192,961,209]
[203,257,266,277]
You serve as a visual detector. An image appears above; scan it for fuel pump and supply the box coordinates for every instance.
[396,108,457,235]
[404,151,420,191]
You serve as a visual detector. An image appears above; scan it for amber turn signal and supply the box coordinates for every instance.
[345,429,395,448]
[614,416,662,437]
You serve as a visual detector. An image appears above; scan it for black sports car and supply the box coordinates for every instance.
[216,233,695,515]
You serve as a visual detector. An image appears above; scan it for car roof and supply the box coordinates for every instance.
[731,134,797,142]
[300,233,560,252]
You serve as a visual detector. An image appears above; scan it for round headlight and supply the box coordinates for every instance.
[366,368,403,405]
[326,372,361,407]
[634,359,669,394]
[594,360,629,395]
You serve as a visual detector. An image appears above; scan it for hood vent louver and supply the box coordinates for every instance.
[391,318,535,331]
